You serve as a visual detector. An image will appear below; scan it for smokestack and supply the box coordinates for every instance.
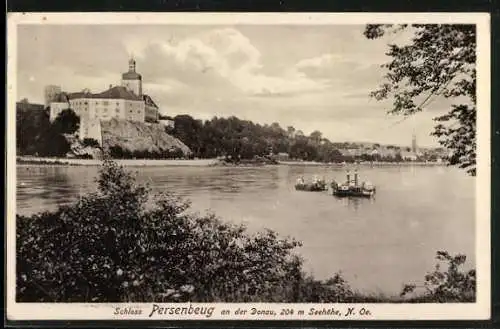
[109,84,112,89]
[346,171,350,184]
[354,170,358,186]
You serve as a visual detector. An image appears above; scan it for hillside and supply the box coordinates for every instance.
[100,118,191,155]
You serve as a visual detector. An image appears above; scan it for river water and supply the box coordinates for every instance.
[16,164,475,295]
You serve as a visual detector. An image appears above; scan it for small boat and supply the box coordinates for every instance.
[295,181,328,191]
[330,170,376,198]
[295,176,328,191]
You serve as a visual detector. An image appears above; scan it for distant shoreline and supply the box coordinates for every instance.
[16,156,218,167]
[16,156,448,168]
[279,160,448,167]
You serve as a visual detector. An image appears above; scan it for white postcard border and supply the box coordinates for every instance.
[6,12,491,321]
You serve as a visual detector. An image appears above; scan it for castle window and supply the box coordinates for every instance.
[103,101,109,106]
[84,101,88,105]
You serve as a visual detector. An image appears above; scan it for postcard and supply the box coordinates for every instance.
[6,12,491,321]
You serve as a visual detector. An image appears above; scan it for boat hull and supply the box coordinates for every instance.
[332,190,375,198]
[295,183,327,192]
[331,186,376,198]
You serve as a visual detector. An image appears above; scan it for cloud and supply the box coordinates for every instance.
[128,28,329,98]
[295,53,385,92]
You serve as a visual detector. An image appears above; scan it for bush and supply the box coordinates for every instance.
[82,138,100,148]
[52,109,80,134]
[400,251,476,302]
[17,160,305,302]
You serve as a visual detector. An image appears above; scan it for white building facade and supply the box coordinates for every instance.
[49,58,162,142]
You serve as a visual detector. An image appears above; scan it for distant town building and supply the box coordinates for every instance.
[48,58,161,142]
[411,134,417,153]
[401,151,418,161]
[44,85,62,107]
[273,152,290,161]
[339,148,363,157]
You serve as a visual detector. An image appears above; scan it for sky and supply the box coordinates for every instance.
[16,24,455,147]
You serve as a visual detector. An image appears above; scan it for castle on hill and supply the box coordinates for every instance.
[47,58,165,144]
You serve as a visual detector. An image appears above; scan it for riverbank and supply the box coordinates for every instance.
[17,156,448,168]
[280,160,448,167]
[16,156,218,167]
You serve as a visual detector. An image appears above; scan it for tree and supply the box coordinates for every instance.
[16,107,51,155]
[401,251,475,302]
[172,115,203,156]
[309,130,323,145]
[52,109,80,134]
[364,24,476,175]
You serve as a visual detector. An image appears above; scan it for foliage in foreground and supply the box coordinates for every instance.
[400,251,476,302]
[17,160,475,302]
[364,24,476,176]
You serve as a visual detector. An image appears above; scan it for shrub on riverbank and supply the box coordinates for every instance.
[16,160,475,303]
[400,251,476,302]
[17,160,304,302]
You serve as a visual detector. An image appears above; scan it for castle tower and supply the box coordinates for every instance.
[121,56,142,96]
[44,85,62,107]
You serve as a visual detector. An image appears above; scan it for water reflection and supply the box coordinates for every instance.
[333,196,377,211]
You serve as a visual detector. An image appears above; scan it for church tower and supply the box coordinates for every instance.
[411,134,417,153]
[121,57,142,96]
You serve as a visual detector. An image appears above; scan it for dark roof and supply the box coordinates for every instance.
[65,86,142,101]
[143,94,159,108]
[122,71,142,80]
[95,86,142,101]
[67,92,93,100]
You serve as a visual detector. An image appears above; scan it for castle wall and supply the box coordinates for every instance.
[145,104,159,123]
[79,118,102,145]
[49,102,70,121]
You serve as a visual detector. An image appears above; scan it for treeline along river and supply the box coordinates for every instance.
[16,164,475,295]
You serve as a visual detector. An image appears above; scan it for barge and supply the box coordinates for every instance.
[295,176,328,191]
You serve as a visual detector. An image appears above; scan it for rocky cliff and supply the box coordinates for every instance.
[64,134,103,159]
[100,118,191,155]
